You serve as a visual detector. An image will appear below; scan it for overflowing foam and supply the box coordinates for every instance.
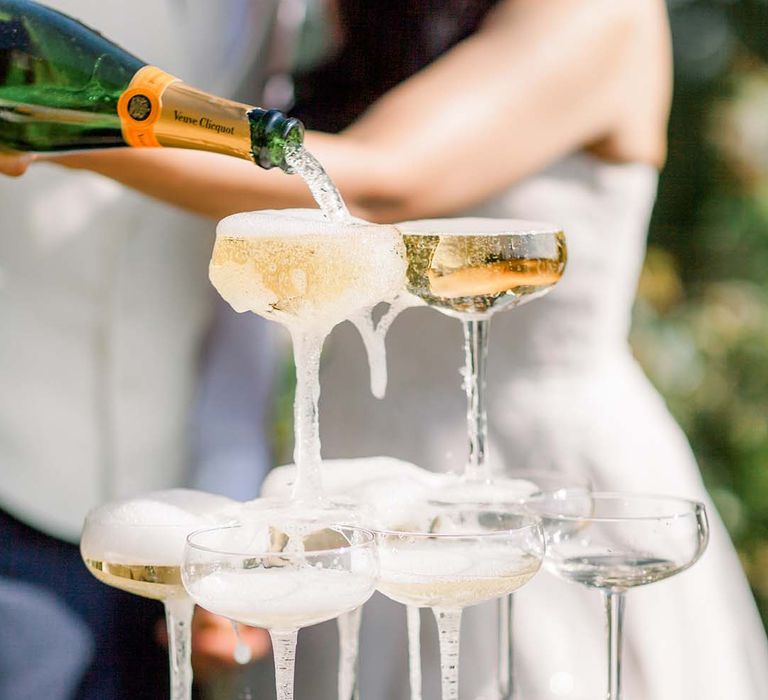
[80,489,237,566]
[260,457,438,524]
[187,567,375,630]
[396,218,560,236]
[216,209,365,239]
[351,294,421,398]
[211,209,406,334]
[261,456,432,497]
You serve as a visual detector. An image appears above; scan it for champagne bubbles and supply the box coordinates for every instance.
[210,209,406,334]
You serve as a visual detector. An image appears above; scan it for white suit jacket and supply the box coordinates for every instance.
[0,0,278,541]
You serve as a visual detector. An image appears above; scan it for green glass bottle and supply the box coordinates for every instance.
[0,0,304,170]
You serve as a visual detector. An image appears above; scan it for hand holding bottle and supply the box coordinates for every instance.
[0,151,33,177]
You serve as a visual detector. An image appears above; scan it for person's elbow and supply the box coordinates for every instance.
[349,164,461,224]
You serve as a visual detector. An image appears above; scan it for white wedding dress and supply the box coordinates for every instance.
[283,151,768,700]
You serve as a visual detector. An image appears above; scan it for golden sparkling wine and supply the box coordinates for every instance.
[209,210,406,333]
[377,544,542,609]
[83,559,184,601]
[402,231,566,317]
[377,564,540,608]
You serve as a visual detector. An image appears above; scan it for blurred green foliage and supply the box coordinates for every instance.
[632,0,768,624]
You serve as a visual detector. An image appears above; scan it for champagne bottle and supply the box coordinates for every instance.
[0,0,303,170]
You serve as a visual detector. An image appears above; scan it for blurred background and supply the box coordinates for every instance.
[631,0,768,626]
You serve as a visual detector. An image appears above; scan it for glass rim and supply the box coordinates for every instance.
[216,208,390,237]
[372,513,543,540]
[526,491,706,522]
[395,217,563,237]
[184,523,376,557]
[501,471,593,491]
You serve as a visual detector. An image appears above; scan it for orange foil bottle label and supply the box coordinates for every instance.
[117,66,180,147]
[117,65,254,159]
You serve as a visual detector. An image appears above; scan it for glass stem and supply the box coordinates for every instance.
[433,607,463,700]
[337,607,362,700]
[604,590,626,700]
[406,606,423,700]
[270,629,299,700]
[289,329,324,500]
[497,594,515,700]
[164,596,194,700]
[462,318,490,483]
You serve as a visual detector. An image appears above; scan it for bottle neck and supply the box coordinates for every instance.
[117,66,303,170]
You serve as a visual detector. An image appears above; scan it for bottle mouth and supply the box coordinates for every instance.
[247,109,305,171]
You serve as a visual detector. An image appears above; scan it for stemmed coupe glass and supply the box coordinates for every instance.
[182,520,378,700]
[397,218,565,697]
[374,503,545,700]
[80,490,235,700]
[237,494,372,700]
[398,217,566,483]
[526,492,709,700]
[81,519,195,700]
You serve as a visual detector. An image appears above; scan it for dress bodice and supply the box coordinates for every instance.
[468,151,659,371]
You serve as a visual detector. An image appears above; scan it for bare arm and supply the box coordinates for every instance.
[49,0,646,222]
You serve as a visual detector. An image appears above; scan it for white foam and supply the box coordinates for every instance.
[259,457,441,530]
[211,209,407,333]
[396,217,560,236]
[187,566,375,630]
[429,474,540,504]
[217,208,371,239]
[378,541,535,582]
[261,457,437,502]
[80,489,238,566]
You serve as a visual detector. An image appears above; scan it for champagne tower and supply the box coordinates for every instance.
[0,0,304,170]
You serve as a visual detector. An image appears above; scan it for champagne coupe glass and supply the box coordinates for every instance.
[80,490,236,700]
[238,494,371,700]
[375,503,545,700]
[397,218,566,484]
[182,521,378,700]
[526,492,709,700]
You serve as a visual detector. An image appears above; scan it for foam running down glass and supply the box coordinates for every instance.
[209,209,405,501]
[398,218,566,483]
